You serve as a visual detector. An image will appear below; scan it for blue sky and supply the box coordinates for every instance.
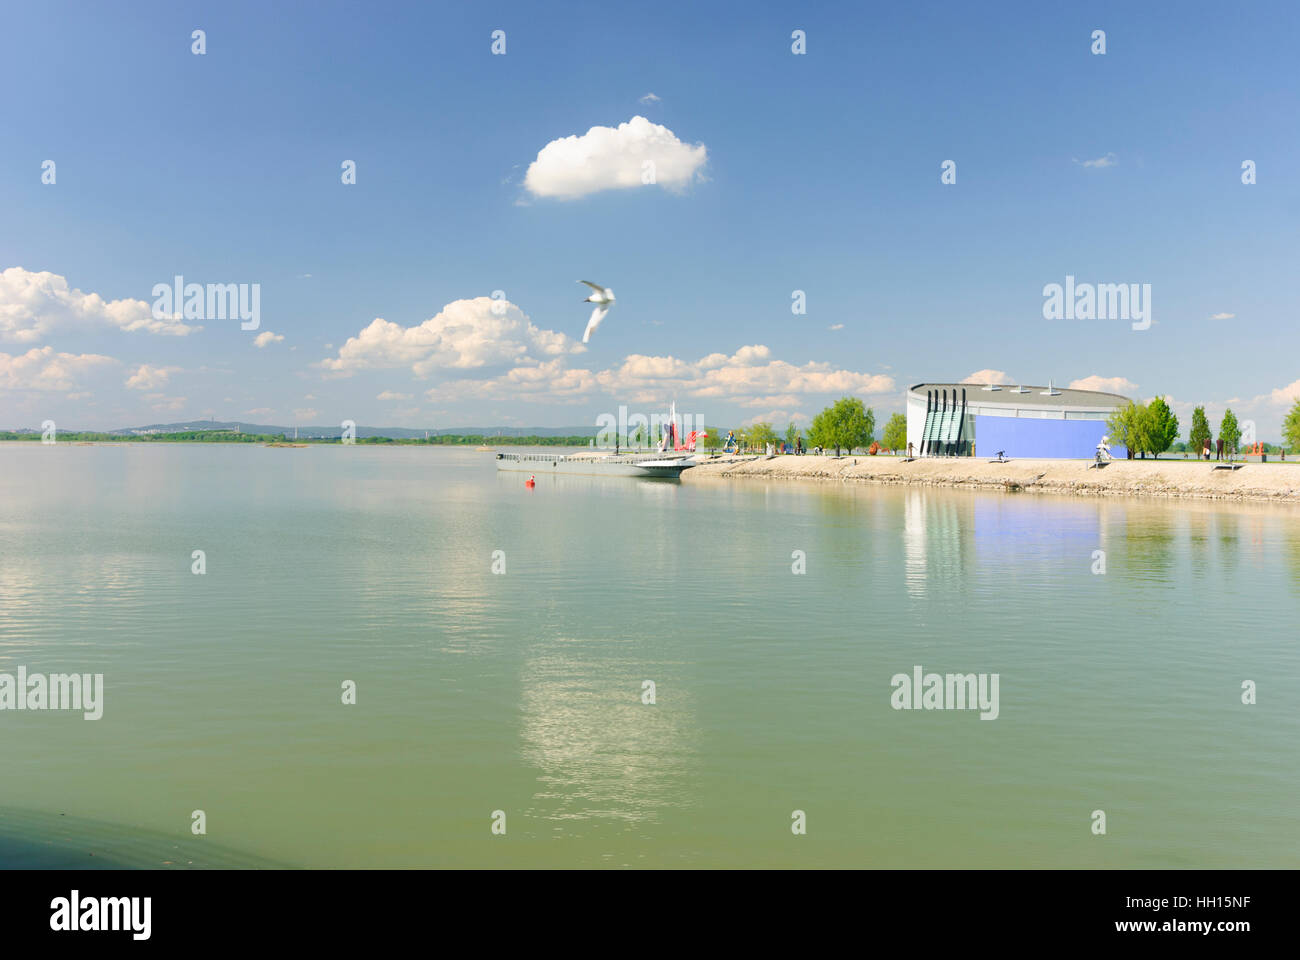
[2,0,1297,437]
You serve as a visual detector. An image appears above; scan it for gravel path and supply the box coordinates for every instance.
[683,455,1300,503]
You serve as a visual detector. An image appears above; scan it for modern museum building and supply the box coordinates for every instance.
[905,382,1132,459]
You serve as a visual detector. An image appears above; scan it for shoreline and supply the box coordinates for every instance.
[682,454,1300,504]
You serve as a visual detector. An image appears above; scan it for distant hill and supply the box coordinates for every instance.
[111,420,592,439]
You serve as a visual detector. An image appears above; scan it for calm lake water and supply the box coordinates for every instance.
[1,443,1297,868]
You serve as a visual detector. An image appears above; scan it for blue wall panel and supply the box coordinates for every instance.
[974,415,1126,459]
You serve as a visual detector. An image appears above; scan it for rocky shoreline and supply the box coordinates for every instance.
[682,454,1300,504]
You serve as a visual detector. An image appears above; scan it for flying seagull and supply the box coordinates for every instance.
[579,280,615,343]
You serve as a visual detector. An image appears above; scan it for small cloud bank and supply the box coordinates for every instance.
[422,342,895,408]
[321,297,584,378]
[0,267,200,342]
[126,364,181,390]
[1076,152,1118,169]
[523,116,707,199]
[0,346,116,391]
[1068,375,1138,395]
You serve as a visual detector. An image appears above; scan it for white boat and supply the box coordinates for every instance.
[496,451,696,479]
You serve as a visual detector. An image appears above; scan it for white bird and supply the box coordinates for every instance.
[578,280,615,343]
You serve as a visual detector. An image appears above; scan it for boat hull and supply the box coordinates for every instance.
[495,452,695,479]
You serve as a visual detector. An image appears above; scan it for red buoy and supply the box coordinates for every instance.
[525,475,535,488]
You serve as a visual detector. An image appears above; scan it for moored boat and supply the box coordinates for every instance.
[495,451,696,479]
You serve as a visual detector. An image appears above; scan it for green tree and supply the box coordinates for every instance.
[1146,396,1179,458]
[1283,401,1300,454]
[813,396,875,456]
[1132,404,1159,458]
[807,407,833,454]
[1188,405,1211,457]
[784,422,798,451]
[881,413,907,453]
[748,422,778,452]
[1106,402,1143,458]
[1219,408,1241,455]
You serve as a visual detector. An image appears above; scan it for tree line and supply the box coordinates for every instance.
[705,398,910,457]
[1105,400,1250,458]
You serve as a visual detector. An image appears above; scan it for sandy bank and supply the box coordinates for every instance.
[682,454,1300,504]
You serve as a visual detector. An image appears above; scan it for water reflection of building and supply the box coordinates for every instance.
[902,490,969,599]
[903,490,1121,597]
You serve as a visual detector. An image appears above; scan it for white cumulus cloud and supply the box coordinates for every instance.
[321,297,583,377]
[744,410,808,427]
[424,343,895,408]
[1076,152,1118,168]
[126,364,181,390]
[1068,375,1138,394]
[962,369,1013,385]
[145,394,187,413]
[0,267,200,342]
[0,346,116,391]
[523,116,708,200]
[1253,379,1300,407]
[253,331,285,348]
